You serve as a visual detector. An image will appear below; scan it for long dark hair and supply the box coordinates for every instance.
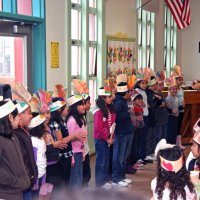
[29,112,46,138]
[67,98,86,128]
[0,101,18,139]
[156,146,194,200]
[96,95,115,118]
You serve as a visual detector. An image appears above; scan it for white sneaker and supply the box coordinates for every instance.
[112,181,128,187]
[123,178,132,184]
[102,183,112,190]
[145,155,154,161]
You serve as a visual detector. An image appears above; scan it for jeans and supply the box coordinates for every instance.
[69,153,83,188]
[140,116,148,159]
[23,189,32,200]
[95,139,110,187]
[82,153,91,187]
[167,115,178,144]
[153,123,167,145]
[112,133,133,183]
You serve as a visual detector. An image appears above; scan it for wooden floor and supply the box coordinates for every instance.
[89,155,156,200]
[89,145,191,200]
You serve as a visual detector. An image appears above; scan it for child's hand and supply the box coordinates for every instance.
[107,138,114,145]
[74,131,87,141]
[53,140,68,149]
[154,94,162,100]
[172,109,178,114]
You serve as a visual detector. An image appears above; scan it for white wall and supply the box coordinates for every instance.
[45,0,67,91]
[105,0,136,37]
[180,0,200,81]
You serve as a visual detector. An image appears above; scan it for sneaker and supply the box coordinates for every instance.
[102,183,112,190]
[123,178,132,184]
[143,158,153,163]
[146,155,156,161]
[132,163,143,170]
[135,161,144,167]
[137,159,147,165]
[112,181,128,187]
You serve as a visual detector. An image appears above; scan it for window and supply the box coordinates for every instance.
[164,5,177,77]
[17,0,32,16]
[137,0,155,69]
[70,0,99,106]
[0,36,25,88]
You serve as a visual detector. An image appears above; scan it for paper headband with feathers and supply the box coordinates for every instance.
[156,70,165,83]
[136,68,155,81]
[104,77,116,92]
[165,76,177,88]
[127,74,137,90]
[116,74,128,84]
[52,84,67,101]
[171,65,183,78]
[12,83,32,103]
[192,131,200,145]
[155,139,183,173]
[98,79,112,96]
[31,89,52,113]
[71,79,89,97]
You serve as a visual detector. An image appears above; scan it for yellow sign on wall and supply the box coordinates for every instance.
[51,42,59,68]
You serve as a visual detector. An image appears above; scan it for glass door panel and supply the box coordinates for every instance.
[0,36,25,89]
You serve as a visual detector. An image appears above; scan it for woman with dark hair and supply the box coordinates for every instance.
[151,140,196,200]
[67,95,87,188]
[93,87,116,189]
[0,100,30,200]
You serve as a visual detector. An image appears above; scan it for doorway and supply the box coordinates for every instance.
[0,20,33,93]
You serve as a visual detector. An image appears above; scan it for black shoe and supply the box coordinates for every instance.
[126,167,137,174]
[142,159,153,164]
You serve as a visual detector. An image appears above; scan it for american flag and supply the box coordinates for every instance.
[165,0,191,29]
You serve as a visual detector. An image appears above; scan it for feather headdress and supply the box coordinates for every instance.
[32,89,52,113]
[156,70,165,83]
[12,83,32,103]
[68,79,88,107]
[71,79,89,97]
[52,84,67,101]
[136,68,155,82]
[127,74,137,90]
[171,65,183,78]
[165,76,177,88]
[116,74,128,85]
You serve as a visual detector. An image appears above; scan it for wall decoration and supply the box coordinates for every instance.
[106,34,136,77]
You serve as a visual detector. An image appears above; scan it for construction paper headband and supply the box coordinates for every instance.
[71,79,89,98]
[67,95,83,107]
[116,74,128,84]
[156,70,165,83]
[52,84,67,101]
[194,118,200,133]
[172,65,183,78]
[28,114,46,129]
[15,100,29,114]
[127,74,137,90]
[34,89,52,113]
[0,100,16,119]
[117,85,128,93]
[160,155,183,173]
[131,90,141,101]
[165,76,177,89]
[98,88,112,96]
[192,131,200,145]
[136,68,155,82]
[49,100,66,112]
[148,76,158,86]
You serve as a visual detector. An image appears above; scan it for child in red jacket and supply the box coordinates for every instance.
[93,87,116,189]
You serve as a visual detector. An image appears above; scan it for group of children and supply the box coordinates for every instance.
[0,64,199,200]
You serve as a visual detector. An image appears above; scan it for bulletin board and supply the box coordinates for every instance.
[106,34,136,77]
